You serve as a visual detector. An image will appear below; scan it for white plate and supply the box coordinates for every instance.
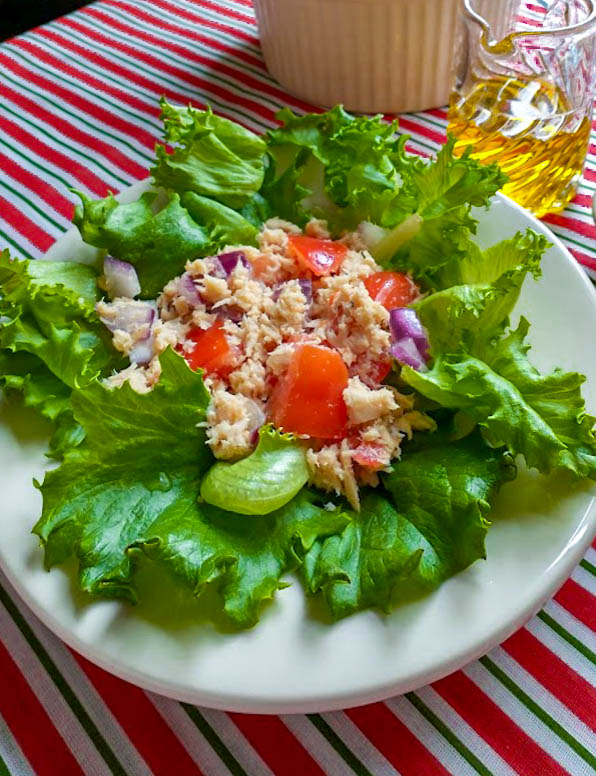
[2,185,596,714]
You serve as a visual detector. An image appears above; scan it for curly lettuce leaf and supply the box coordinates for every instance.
[304,431,512,618]
[180,191,258,247]
[404,319,596,478]
[200,425,309,515]
[34,348,348,627]
[152,99,267,208]
[73,190,211,298]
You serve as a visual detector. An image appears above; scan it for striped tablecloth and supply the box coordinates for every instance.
[0,2,595,775]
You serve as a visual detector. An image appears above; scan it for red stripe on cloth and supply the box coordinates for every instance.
[35,26,204,115]
[0,52,156,150]
[568,246,596,272]
[542,212,596,240]
[229,714,326,776]
[102,0,264,70]
[10,37,160,120]
[73,653,203,776]
[555,579,596,632]
[0,195,53,252]
[0,81,147,180]
[0,640,83,776]
[62,16,277,123]
[433,672,570,776]
[347,702,449,776]
[85,3,316,113]
[185,0,255,26]
[0,152,73,221]
[0,114,110,197]
[571,192,594,209]
[140,0,259,44]
[398,116,446,146]
[503,629,596,731]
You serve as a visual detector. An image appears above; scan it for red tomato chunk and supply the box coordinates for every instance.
[364,271,419,310]
[288,234,348,276]
[269,344,349,439]
[179,321,234,377]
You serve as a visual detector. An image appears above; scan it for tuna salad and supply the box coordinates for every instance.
[2,99,595,629]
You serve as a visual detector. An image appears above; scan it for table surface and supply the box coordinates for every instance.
[0,2,595,775]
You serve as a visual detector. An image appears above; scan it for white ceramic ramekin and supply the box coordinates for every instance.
[252,0,461,113]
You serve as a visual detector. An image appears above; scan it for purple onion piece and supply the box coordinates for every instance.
[390,338,428,372]
[129,336,155,366]
[179,272,203,306]
[103,256,141,300]
[213,303,244,323]
[389,308,430,360]
[216,251,250,277]
[245,399,266,445]
[298,277,313,305]
[98,299,155,334]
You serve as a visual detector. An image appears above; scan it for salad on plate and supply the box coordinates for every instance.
[1,100,595,629]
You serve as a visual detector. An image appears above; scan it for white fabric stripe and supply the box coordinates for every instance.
[94,4,283,114]
[16,34,162,133]
[4,581,153,776]
[0,83,150,182]
[280,715,359,776]
[547,587,596,646]
[489,647,596,755]
[572,564,596,595]
[199,709,276,776]
[0,133,84,195]
[0,174,70,233]
[0,223,43,259]
[0,602,113,776]
[173,0,258,38]
[0,711,36,776]
[319,711,401,776]
[464,660,592,776]
[526,618,596,686]
[139,0,261,53]
[413,685,519,776]
[54,18,271,134]
[148,693,231,776]
[584,547,596,567]
[0,103,130,191]
[0,51,155,165]
[79,10,279,117]
[102,1,272,83]
[385,696,480,776]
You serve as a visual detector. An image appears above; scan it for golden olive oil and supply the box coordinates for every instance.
[447,74,591,217]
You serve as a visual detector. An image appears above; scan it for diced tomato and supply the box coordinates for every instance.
[288,235,348,276]
[368,358,392,385]
[364,271,419,310]
[179,320,235,377]
[352,442,389,470]
[269,344,349,439]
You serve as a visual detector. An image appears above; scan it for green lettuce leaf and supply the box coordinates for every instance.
[152,99,267,208]
[304,431,512,618]
[34,348,348,627]
[404,320,596,478]
[73,191,211,298]
[200,425,309,515]
[180,191,258,247]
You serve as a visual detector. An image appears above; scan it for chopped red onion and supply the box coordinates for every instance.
[245,399,266,445]
[98,299,155,334]
[179,272,203,307]
[390,339,428,372]
[129,337,155,366]
[389,307,430,360]
[215,251,250,277]
[103,256,141,300]
[213,304,244,323]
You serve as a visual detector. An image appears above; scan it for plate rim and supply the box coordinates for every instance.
[2,190,596,713]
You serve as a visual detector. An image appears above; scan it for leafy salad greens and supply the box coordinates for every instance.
[1,99,595,629]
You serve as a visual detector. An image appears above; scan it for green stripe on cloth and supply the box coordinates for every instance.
[537,611,596,666]
[0,583,128,776]
[0,96,131,187]
[405,693,495,776]
[0,751,10,776]
[0,230,34,259]
[307,714,374,776]
[580,559,596,577]
[0,136,76,193]
[480,655,596,770]
[182,704,249,776]
[0,179,65,233]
